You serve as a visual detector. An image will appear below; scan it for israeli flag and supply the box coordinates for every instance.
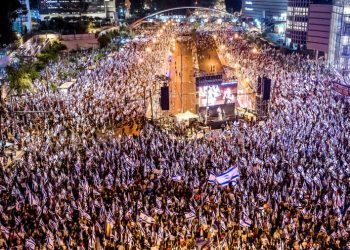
[139,212,155,224]
[154,208,164,214]
[216,166,239,187]
[171,176,182,182]
[208,172,216,184]
[239,213,252,228]
[184,212,196,221]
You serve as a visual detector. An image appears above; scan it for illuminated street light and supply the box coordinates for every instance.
[138,58,144,63]
[251,48,258,54]
[146,47,152,53]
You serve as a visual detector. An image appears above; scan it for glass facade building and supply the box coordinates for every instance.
[286,0,312,49]
[13,0,32,34]
[328,0,350,75]
[39,0,106,15]
[241,0,288,20]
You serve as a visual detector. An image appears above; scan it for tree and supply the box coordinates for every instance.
[7,65,32,94]
[0,0,22,45]
[98,34,111,48]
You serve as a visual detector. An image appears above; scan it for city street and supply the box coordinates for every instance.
[169,36,196,115]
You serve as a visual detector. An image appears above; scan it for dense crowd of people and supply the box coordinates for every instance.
[0,20,349,250]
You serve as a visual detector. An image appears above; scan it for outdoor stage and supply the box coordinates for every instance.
[166,33,254,126]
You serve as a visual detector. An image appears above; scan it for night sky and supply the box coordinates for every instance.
[30,0,242,12]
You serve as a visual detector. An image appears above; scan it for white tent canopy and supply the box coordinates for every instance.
[175,111,199,122]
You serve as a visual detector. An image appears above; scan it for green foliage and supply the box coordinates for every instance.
[36,41,67,63]
[50,83,58,92]
[7,65,32,94]
[94,52,105,61]
[58,69,68,80]
[98,34,111,49]
[7,41,67,93]
[27,67,40,80]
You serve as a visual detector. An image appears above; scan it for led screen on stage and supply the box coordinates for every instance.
[198,82,237,107]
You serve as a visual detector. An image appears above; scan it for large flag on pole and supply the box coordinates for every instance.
[215,166,239,187]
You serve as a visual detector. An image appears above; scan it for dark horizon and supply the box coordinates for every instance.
[30,0,242,12]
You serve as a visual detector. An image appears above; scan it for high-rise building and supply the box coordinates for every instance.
[241,0,288,20]
[115,0,130,20]
[285,0,312,49]
[306,4,332,54]
[328,0,350,75]
[39,0,115,19]
[286,0,332,50]
[13,0,32,34]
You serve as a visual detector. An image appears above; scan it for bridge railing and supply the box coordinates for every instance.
[130,6,234,29]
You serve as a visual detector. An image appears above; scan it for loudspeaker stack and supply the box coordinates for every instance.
[160,86,170,110]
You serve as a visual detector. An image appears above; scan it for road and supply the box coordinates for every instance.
[169,36,197,115]
[168,33,225,115]
[196,34,223,75]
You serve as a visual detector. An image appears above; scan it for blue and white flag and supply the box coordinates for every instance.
[139,212,155,224]
[240,213,252,228]
[215,166,239,187]
[154,208,164,214]
[184,211,196,221]
[25,237,36,250]
[196,239,208,249]
[0,185,6,192]
[208,172,216,184]
[171,176,182,182]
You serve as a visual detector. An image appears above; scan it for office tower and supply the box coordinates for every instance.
[13,0,32,34]
[242,0,288,19]
[285,0,312,49]
[39,0,114,17]
[328,0,350,75]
